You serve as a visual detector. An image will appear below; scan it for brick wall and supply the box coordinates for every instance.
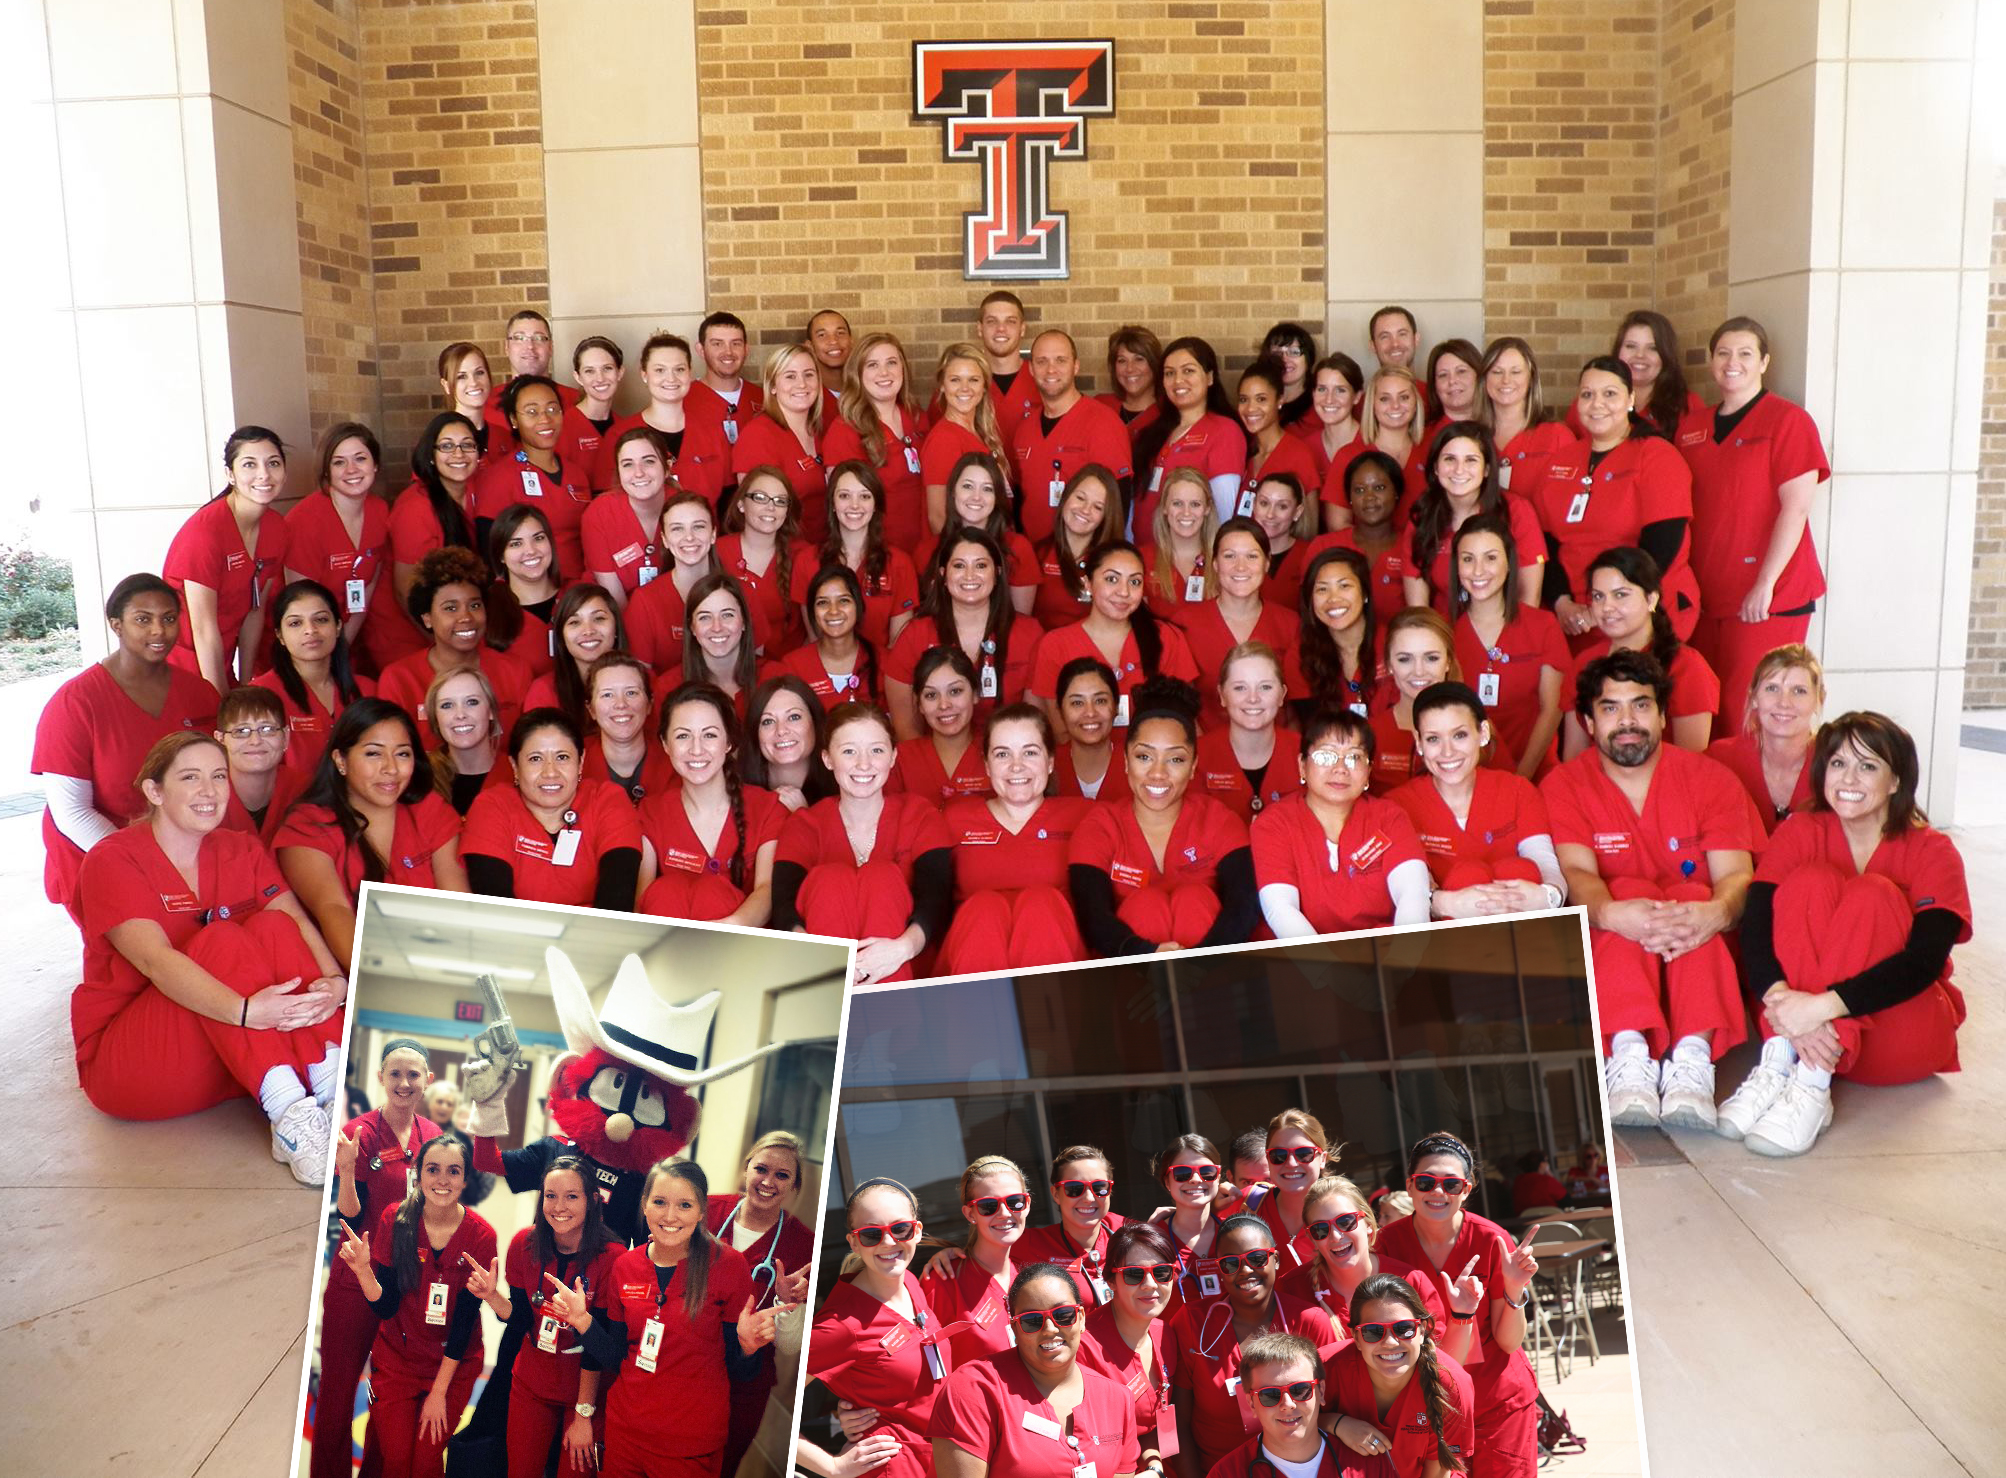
[691,2,1325,388]
[1969,199,2006,707]
[1651,0,1731,372]
[287,0,379,442]
[1481,0,1659,372]
[360,0,549,458]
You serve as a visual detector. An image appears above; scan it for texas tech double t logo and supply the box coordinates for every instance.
[913,40,1116,281]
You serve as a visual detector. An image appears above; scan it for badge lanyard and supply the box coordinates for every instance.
[635,1257,676,1374]
[1059,1223,1113,1305]
[551,807,583,867]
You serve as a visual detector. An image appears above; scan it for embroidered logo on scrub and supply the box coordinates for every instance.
[1591,831,1632,854]
[1347,832,1391,873]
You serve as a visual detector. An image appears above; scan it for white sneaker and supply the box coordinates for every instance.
[1717,1061,1790,1141]
[272,1099,332,1188]
[1658,1055,1717,1131]
[1605,1053,1660,1127]
[1744,1079,1834,1158]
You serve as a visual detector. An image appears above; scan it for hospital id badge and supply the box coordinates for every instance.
[425,1281,449,1326]
[638,565,658,586]
[1148,466,1163,493]
[922,1338,946,1380]
[346,578,368,614]
[1113,694,1130,728]
[536,1312,562,1353]
[1236,488,1255,517]
[1184,574,1206,603]
[724,419,739,445]
[1073,1462,1097,1478]
[1497,461,1513,490]
[1049,478,1066,507]
[1088,1272,1112,1305]
[904,446,921,474]
[1198,1270,1221,1298]
[406,1166,418,1195]
[635,1316,664,1373]
[1565,489,1590,523]
[980,664,999,699]
[1478,671,1501,706]
[552,829,582,867]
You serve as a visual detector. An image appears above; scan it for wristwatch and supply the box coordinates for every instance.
[574,1402,596,1418]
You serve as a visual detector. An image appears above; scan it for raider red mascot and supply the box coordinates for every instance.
[452,945,780,1473]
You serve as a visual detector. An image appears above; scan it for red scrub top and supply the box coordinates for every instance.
[886,736,993,805]
[271,794,461,899]
[1324,1339,1477,1477]
[1374,1211,1537,1415]
[1563,639,1720,730]
[1704,733,1814,836]
[387,479,477,570]
[1015,1215,1131,1307]
[988,369,1044,448]
[556,402,609,480]
[1168,1293,1338,1468]
[913,528,1038,594]
[1076,1305,1175,1450]
[460,777,642,906]
[249,669,379,779]
[376,648,533,752]
[1194,728,1304,821]
[808,1272,954,1471]
[1069,793,1249,909]
[1204,1437,1349,1478]
[1280,638,1390,718]
[1249,793,1425,933]
[285,489,393,652]
[947,796,1094,900]
[821,412,933,550]
[589,413,731,501]
[1141,413,1244,535]
[772,643,879,710]
[33,663,220,908]
[918,419,1007,503]
[777,791,951,888]
[335,1108,443,1275]
[638,783,786,890]
[884,616,1043,723]
[929,1350,1139,1478]
[1756,811,1971,941]
[469,451,595,579]
[73,822,293,1070]
[787,547,920,649]
[1526,435,1700,624]
[596,1242,756,1460]
[1276,1251,1449,1339]
[1399,494,1547,615]
[506,1229,625,1404]
[1095,392,1162,448]
[1180,601,1301,730]
[706,1193,816,1310]
[1538,743,1760,889]
[1391,769,1553,888]
[579,494,669,595]
[1493,418,1574,494]
[1261,540,1312,613]
[1452,607,1571,769]
[1302,531,1409,623]
[163,498,290,679]
[1052,745,1130,804]
[1031,542,1097,631]
[1011,398,1134,543]
[733,415,829,533]
[717,534,816,655]
[626,571,776,671]
[1135,544,1211,625]
[1313,434,1375,508]
[686,380,765,447]
[1366,710,1517,794]
[1676,394,1831,616]
[924,1255,1017,1367]
[581,734,678,805]
[1245,435,1321,515]
[368,1204,498,1384]
[1027,622,1200,713]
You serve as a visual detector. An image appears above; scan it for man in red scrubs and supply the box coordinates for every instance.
[978,290,1041,446]
[688,311,764,449]
[1540,649,1759,1134]
[808,308,853,403]
[1009,332,1134,543]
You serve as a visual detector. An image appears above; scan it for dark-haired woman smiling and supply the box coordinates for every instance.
[253,580,374,780]
[274,698,465,964]
[376,546,534,749]
[890,530,1042,738]
[165,425,292,690]
[469,374,594,576]
[1030,542,1198,736]
[460,708,642,908]
[284,422,389,669]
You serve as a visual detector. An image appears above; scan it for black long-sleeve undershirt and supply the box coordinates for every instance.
[578,1262,767,1381]
[463,847,640,909]
[1541,523,1689,606]
[366,1259,484,1361]
[1196,848,1259,948]
[769,846,952,944]
[1740,880,1962,1019]
[1069,845,1258,957]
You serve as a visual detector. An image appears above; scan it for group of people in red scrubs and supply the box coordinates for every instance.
[314,1034,813,1478]
[807,1120,1547,1477]
[38,299,1967,1158]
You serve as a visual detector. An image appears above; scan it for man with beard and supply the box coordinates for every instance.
[1541,648,1762,1132]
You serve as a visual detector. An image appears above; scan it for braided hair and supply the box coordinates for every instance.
[1584,546,1681,674]
[659,681,752,891]
[1349,1273,1468,1473]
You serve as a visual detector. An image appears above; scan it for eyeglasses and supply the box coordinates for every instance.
[224,724,284,740]
[434,439,480,456]
[1055,1179,1113,1199]
[1116,1263,1178,1287]
[1273,345,1308,359]
[965,1194,1030,1216]
[744,490,789,508]
[849,1220,917,1247]
[1267,1146,1320,1166]
[1409,1174,1470,1195]
[1356,1319,1427,1344]
[1168,1164,1221,1184]
[506,332,552,346]
[1013,1304,1084,1334]
[1252,1381,1317,1407]
[1216,1249,1276,1275]
[1307,1212,1368,1240]
[1307,748,1370,772]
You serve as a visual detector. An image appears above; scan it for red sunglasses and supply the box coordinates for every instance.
[1014,1303,1085,1334]
[1267,1146,1320,1166]
[1168,1164,1222,1184]
[1253,1381,1317,1407]
[964,1194,1030,1216]
[850,1220,918,1247]
[1116,1263,1178,1287]
[1409,1173,1470,1195]
[1056,1179,1113,1199]
[1307,1212,1368,1240]
[1356,1318,1429,1343]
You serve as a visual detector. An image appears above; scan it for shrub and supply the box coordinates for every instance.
[0,543,76,640]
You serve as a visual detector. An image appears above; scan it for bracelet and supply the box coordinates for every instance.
[1505,1287,1531,1309]
[240,997,249,1028]
[1450,1307,1476,1321]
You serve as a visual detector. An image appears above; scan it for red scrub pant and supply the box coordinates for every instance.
[507,1387,607,1478]
[78,910,341,1120]
[600,1442,721,1478]
[1119,883,1220,950]
[1472,1394,1540,1478]
[367,1357,479,1478]
[722,1366,771,1478]
[1772,864,1966,1085]
[937,887,1085,974]
[799,860,919,980]
[1590,879,1746,1061]
[311,1270,380,1478]
[1440,857,1544,891]
[639,872,747,923]
[1689,610,1812,733]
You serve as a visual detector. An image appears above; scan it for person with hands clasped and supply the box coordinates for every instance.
[546,1159,779,1478]
[928,1262,1140,1478]
[164,426,292,691]
[1373,1135,1537,1477]
[338,1134,498,1478]
[1317,1278,1476,1478]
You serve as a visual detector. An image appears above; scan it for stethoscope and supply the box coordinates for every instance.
[721,1199,787,1305]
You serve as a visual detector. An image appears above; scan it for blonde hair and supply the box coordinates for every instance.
[1218,640,1285,702]
[1267,1107,1335,1156]
[742,1129,807,1180]
[759,342,824,434]
[838,332,922,465]
[423,664,503,793]
[1359,365,1424,446]
[1301,1174,1377,1296]
[958,1154,1028,1251]
[934,342,1010,470]
[1149,467,1221,603]
[1741,643,1825,736]
[1384,607,1462,682]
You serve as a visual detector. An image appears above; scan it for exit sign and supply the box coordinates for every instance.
[455,1000,485,1023]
